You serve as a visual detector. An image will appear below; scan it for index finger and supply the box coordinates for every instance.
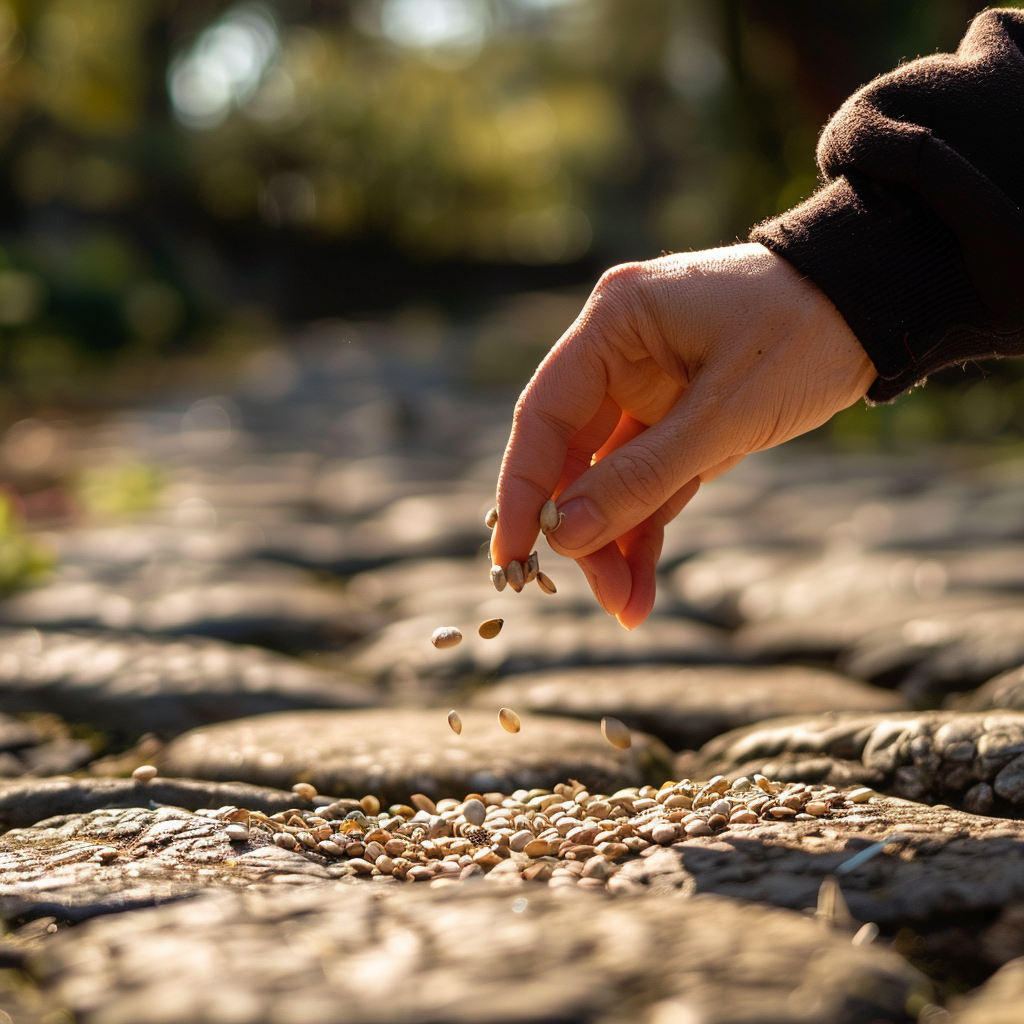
[491,331,611,567]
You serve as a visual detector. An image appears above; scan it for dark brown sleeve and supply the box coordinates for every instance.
[750,9,1024,403]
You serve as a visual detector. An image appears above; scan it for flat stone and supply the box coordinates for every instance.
[691,710,1024,812]
[29,884,929,1024]
[471,665,907,749]
[347,610,735,684]
[0,805,330,922]
[839,605,1024,702]
[0,777,309,829]
[0,628,377,734]
[0,560,379,651]
[956,665,1024,712]
[158,709,674,801]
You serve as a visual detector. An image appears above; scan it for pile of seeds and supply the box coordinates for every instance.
[197,775,867,891]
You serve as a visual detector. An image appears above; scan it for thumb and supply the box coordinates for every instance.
[546,388,733,557]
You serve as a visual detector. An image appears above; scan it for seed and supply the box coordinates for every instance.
[848,787,874,804]
[410,793,437,814]
[489,565,507,592]
[506,560,525,592]
[498,707,521,733]
[447,710,463,735]
[650,823,678,844]
[224,824,250,843]
[601,717,631,750]
[292,782,317,801]
[132,765,157,783]
[540,500,562,534]
[684,819,713,837]
[360,795,381,815]
[318,840,344,857]
[93,846,119,863]
[524,551,539,584]
[536,572,557,594]
[478,618,504,639]
[431,626,463,649]
[485,507,498,529]
[462,798,487,825]
[274,832,298,850]
[852,922,880,947]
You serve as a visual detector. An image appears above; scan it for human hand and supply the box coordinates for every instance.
[490,243,876,629]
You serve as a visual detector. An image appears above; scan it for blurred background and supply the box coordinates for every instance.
[0,0,1017,442]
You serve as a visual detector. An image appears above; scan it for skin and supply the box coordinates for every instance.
[491,242,877,629]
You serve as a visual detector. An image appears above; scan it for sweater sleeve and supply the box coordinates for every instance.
[750,8,1024,403]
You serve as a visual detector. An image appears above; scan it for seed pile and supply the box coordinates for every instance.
[199,775,858,891]
[483,505,558,596]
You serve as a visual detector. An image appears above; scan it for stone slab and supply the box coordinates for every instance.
[471,665,908,749]
[158,709,674,801]
[0,628,377,734]
[28,883,930,1024]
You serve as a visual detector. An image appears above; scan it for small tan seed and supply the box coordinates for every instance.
[478,617,504,639]
[498,707,521,733]
[539,500,562,534]
[132,765,157,783]
[506,560,525,592]
[601,717,631,750]
[431,626,463,649]
[536,571,557,594]
[524,551,539,584]
[410,794,437,814]
[462,798,487,825]
[360,794,381,815]
[292,782,317,801]
[274,832,298,850]
[485,507,498,529]
[447,710,463,735]
[489,565,507,592]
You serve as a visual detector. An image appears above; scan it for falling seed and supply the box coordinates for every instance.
[447,710,462,734]
[498,707,521,733]
[852,922,880,947]
[524,551,539,584]
[292,782,317,801]
[485,507,498,529]
[506,560,525,592]
[816,875,852,928]
[489,565,507,592]
[478,617,504,639]
[540,500,561,534]
[536,571,557,594]
[601,717,631,750]
[431,626,463,649]
[132,765,157,783]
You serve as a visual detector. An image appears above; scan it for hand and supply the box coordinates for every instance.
[490,243,876,629]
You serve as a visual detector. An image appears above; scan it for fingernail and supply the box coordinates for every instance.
[554,497,606,550]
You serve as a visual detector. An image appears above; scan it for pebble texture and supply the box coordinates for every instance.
[692,710,1024,812]
[0,805,333,922]
[0,628,377,733]
[29,884,930,1024]
[472,665,907,749]
[158,709,674,800]
[0,776,310,828]
[348,610,735,683]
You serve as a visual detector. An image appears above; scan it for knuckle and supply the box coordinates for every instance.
[605,447,670,510]
[595,261,645,302]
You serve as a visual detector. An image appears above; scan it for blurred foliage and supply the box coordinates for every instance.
[77,462,164,517]
[0,0,1017,442]
[0,490,52,590]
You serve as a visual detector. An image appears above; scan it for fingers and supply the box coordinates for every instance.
[491,328,611,568]
[547,389,729,558]
[576,543,632,616]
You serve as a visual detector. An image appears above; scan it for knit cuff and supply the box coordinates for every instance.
[750,173,991,403]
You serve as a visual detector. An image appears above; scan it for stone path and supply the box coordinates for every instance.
[6,326,1024,1015]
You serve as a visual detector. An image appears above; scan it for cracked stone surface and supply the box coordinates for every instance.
[27,883,930,1024]
[0,628,377,734]
[158,709,674,800]
[347,610,735,683]
[0,805,334,922]
[611,794,1024,936]
[690,710,1024,814]
[0,776,308,829]
[839,606,1024,703]
[471,665,907,749]
[0,559,381,651]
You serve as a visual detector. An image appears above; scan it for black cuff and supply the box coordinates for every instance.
[751,173,1006,403]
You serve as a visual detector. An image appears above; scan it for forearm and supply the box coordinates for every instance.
[751,8,1024,402]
